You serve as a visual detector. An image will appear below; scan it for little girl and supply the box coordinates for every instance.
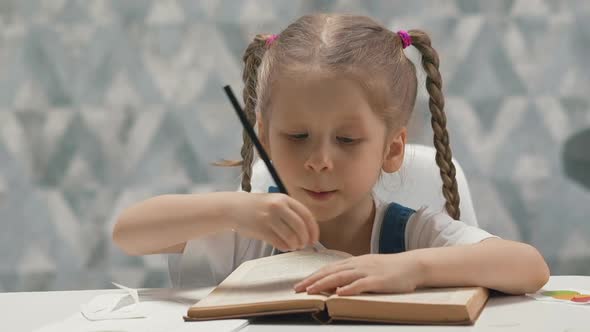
[113,14,549,296]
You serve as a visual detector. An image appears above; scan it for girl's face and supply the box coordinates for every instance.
[259,73,406,222]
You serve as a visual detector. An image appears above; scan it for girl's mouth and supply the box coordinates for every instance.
[303,189,337,201]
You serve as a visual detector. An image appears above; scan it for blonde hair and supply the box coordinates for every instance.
[219,14,460,219]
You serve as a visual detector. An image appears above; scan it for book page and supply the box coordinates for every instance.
[329,287,481,305]
[194,249,351,307]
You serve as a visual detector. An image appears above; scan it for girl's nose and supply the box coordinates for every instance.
[304,146,334,172]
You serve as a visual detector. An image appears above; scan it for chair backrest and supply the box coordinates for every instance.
[247,144,479,226]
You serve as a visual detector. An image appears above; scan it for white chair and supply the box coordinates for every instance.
[248,144,479,227]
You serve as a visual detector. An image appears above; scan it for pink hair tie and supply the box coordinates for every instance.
[266,34,279,46]
[397,30,412,49]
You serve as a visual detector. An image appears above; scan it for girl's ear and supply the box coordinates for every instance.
[382,127,407,173]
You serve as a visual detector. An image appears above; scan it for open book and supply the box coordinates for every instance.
[185,249,489,325]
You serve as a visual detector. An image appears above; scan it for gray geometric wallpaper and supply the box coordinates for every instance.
[1,0,589,292]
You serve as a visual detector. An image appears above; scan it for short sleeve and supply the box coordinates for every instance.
[167,231,274,288]
[167,231,237,288]
[404,207,499,250]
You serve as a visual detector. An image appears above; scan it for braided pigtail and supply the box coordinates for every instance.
[408,30,461,219]
[215,34,274,192]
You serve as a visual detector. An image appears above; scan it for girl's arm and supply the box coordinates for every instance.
[416,238,550,294]
[113,191,319,256]
[113,192,237,255]
[295,238,549,296]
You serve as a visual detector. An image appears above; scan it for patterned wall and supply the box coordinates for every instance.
[1,0,589,292]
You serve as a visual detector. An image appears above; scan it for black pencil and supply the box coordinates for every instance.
[223,85,288,194]
[223,85,320,251]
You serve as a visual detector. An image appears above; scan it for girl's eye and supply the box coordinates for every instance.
[337,136,358,144]
[287,133,308,140]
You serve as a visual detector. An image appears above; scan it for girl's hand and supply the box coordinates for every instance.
[228,192,319,252]
[293,253,425,296]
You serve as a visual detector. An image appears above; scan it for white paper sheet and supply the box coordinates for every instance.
[33,284,249,332]
[80,283,145,320]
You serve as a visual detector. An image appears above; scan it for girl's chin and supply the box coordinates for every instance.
[307,203,343,223]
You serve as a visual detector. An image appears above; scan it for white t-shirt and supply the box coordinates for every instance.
[168,195,498,288]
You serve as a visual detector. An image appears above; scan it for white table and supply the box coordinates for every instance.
[1,276,589,332]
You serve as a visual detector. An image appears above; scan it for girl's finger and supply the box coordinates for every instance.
[263,229,290,252]
[294,264,353,292]
[306,270,364,294]
[278,206,308,248]
[336,277,373,296]
[286,197,319,244]
[268,218,298,250]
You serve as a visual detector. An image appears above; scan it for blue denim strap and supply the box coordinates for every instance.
[379,203,416,254]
